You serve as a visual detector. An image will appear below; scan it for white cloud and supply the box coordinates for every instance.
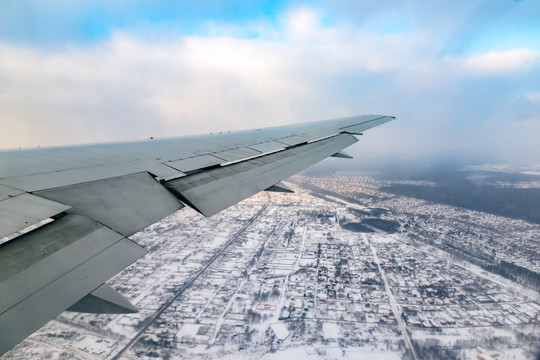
[0,10,430,150]
[0,34,331,149]
[525,91,540,103]
[461,48,540,74]
[0,6,538,163]
[284,8,320,39]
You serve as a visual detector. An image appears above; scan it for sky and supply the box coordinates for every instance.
[0,0,539,165]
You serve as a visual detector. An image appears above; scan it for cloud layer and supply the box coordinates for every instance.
[0,2,539,164]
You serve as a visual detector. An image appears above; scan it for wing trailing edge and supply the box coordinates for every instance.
[164,133,357,217]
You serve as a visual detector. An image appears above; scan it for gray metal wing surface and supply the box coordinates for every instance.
[0,114,394,354]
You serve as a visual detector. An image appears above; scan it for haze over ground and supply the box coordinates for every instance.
[1,0,539,165]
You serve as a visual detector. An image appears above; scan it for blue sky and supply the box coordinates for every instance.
[1,0,539,164]
[2,0,538,53]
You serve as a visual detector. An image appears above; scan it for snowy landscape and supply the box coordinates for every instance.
[3,173,539,360]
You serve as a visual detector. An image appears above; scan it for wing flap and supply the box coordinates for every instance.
[165,133,357,216]
[0,215,114,309]
[0,214,146,354]
[36,172,184,236]
[0,193,71,239]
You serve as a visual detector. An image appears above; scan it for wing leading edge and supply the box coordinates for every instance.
[0,114,394,355]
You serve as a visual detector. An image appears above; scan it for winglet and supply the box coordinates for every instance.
[265,182,294,193]
[331,151,353,159]
[67,284,138,314]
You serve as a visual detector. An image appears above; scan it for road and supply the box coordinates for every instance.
[363,233,419,360]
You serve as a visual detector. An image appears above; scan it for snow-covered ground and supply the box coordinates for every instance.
[3,177,539,360]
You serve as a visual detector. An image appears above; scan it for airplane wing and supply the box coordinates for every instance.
[0,114,393,354]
